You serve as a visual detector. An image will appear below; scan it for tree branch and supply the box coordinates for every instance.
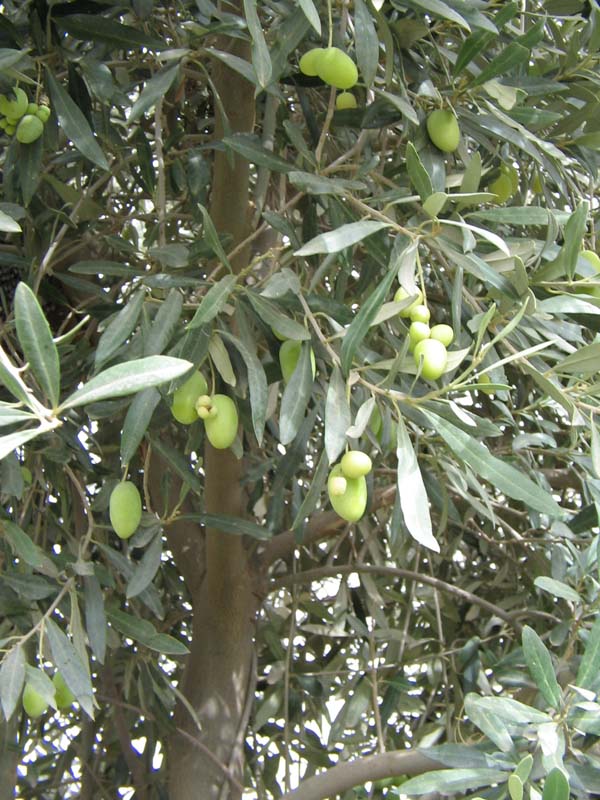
[270,564,523,634]
[279,749,441,800]
[260,485,397,567]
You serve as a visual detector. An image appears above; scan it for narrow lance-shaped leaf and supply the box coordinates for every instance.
[576,614,600,689]
[295,220,390,256]
[399,768,506,795]
[340,263,397,375]
[46,70,109,170]
[84,574,107,665]
[120,387,161,466]
[280,345,313,445]
[325,365,351,463]
[243,0,272,88]
[424,410,564,518]
[143,288,183,356]
[522,625,561,710]
[396,415,440,553]
[542,768,569,800]
[297,0,321,33]
[354,0,379,88]
[406,142,433,202]
[59,356,193,410]
[94,289,145,370]
[187,275,237,330]
[129,61,180,123]
[221,329,268,445]
[45,618,94,718]
[14,283,60,408]
[0,645,25,720]
[127,532,163,598]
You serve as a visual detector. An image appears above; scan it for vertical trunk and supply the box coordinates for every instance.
[167,6,257,798]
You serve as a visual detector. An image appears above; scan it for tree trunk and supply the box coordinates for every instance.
[167,6,257,797]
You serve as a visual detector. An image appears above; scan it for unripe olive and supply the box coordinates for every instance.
[429,323,454,347]
[279,340,316,383]
[489,172,514,204]
[53,673,75,710]
[171,371,208,424]
[410,304,430,324]
[299,47,326,76]
[336,91,357,110]
[26,102,39,115]
[36,105,51,123]
[413,338,448,380]
[202,394,239,449]
[340,450,372,479]
[426,109,460,153]
[317,47,358,90]
[22,682,49,718]
[109,481,142,540]
[16,114,44,144]
[5,124,15,135]
[0,118,7,130]
[477,373,495,395]
[408,321,431,351]
[394,286,423,318]
[327,464,367,522]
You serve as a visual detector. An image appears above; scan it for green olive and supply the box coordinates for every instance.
[171,371,208,424]
[336,91,357,110]
[409,304,430,324]
[317,47,358,90]
[279,340,316,383]
[22,682,49,718]
[53,673,75,710]
[327,464,367,522]
[429,323,454,347]
[426,109,460,153]
[109,481,142,540]
[340,450,372,479]
[26,102,39,115]
[394,286,423,318]
[202,394,239,449]
[299,47,326,76]
[413,338,448,380]
[36,105,51,123]
[16,114,44,144]
[408,321,431,351]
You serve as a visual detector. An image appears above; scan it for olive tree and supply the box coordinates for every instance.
[1,0,600,798]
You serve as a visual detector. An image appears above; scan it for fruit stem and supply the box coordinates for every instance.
[326,0,333,47]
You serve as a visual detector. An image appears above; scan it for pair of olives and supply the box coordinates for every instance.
[0,86,51,143]
[327,451,372,522]
[22,671,75,718]
[299,46,358,90]
[171,371,239,450]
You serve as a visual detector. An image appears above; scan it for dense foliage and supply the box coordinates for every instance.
[1,0,600,798]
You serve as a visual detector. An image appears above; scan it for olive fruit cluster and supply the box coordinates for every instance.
[299,46,358,90]
[327,450,372,522]
[0,87,51,143]
[394,287,453,381]
[22,670,75,718]
[196,394,239,449]
[426,108,460,153]
[109,480,142,539]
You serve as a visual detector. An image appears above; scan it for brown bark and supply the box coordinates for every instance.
[165,7,257,798]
